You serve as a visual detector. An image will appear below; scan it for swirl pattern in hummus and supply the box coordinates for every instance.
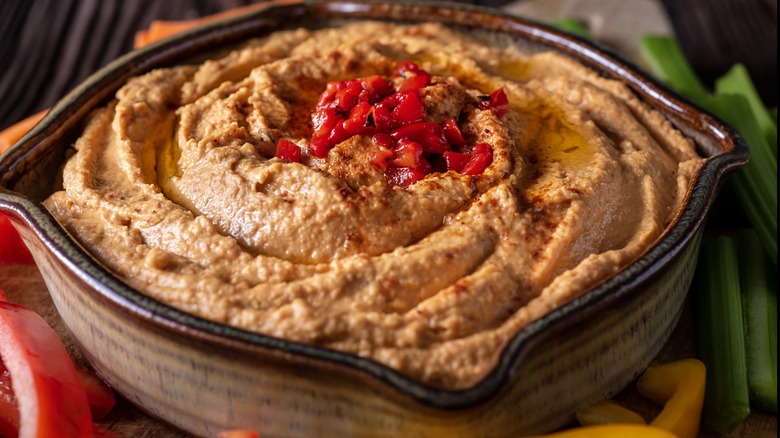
[44,22,702,389]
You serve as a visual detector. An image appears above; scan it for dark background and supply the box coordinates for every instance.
[0,0,776,132]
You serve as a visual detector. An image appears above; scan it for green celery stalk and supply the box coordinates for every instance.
[707,94,778,264]
[715,64,777,155]
[738,228,778,412]
[639,35,710,104]
[639,35,777,264]
[694,235,751,433]
[551,17,591,39]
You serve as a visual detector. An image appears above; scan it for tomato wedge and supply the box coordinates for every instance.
[0,361,19,438]
[0,214,34,266]
[0,296,92,438]
[75,365,116,421]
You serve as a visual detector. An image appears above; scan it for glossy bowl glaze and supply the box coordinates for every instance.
[0,1,747,436]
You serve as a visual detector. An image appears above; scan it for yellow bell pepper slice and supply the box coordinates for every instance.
[576,400,646,426]
[636,359,706,438]
[524,424,677,438]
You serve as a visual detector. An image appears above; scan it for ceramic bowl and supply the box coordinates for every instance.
[0,1,747,436]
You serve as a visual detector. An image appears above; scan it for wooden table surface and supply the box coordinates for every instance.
[0,0,775,133]
[0,0,776,437]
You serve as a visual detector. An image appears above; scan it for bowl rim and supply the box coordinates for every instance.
[0,0,749,409]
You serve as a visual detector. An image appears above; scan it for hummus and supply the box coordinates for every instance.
[44,22,702,390]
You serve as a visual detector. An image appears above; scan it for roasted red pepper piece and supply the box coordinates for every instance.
[462,143,493,175]
[312,61,500,183]
[386,165,428,188]
[360,75,394,104]
[441,118,465,146]
[390,122,449,154]
[443,151,470,173]
[343,101,374,136]
[398,73,431,92]
[391,139,424,168]
[477,87,510,116]
[391,91,425,127]
[371,133,395,150]
[274,139,302,163]
[370,104,394,132]
[312,106,341,137]
[394,60,425,77]
[369,147,393,172]
[394,61,431,92]
[333,79,362,112]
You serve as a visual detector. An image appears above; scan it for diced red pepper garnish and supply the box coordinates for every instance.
[333,79,362,112]
[443,151,471,173]
[310,61,502,184]
[441,118,465,146]
[325,123,352,148]
[386,165,428,188]
[477,87,510,117]
[390,122,449,154]
[398,74,431,92]
[317,81,340,107]
[370,105,393,132]
[343,101,374,136]
[0,214,35,266]
[391,91,425,127]
[312,106,341,137]
[391,139,424,168]
[369,147,393,172]
[394,61,427,79]
[394,61,432,93]
[309,134,330,158]
[275,139,302,163]
[371,133,395,150]
[462,143,493,175]
[360,75,394,104]
[0,296,93,437]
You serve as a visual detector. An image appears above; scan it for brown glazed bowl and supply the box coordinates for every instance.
[0,1,748,436]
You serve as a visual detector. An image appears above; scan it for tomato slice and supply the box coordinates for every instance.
[0,298,92,438]
[0,361,19,438]
[0,214,34,266]
[75,365,116,421]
